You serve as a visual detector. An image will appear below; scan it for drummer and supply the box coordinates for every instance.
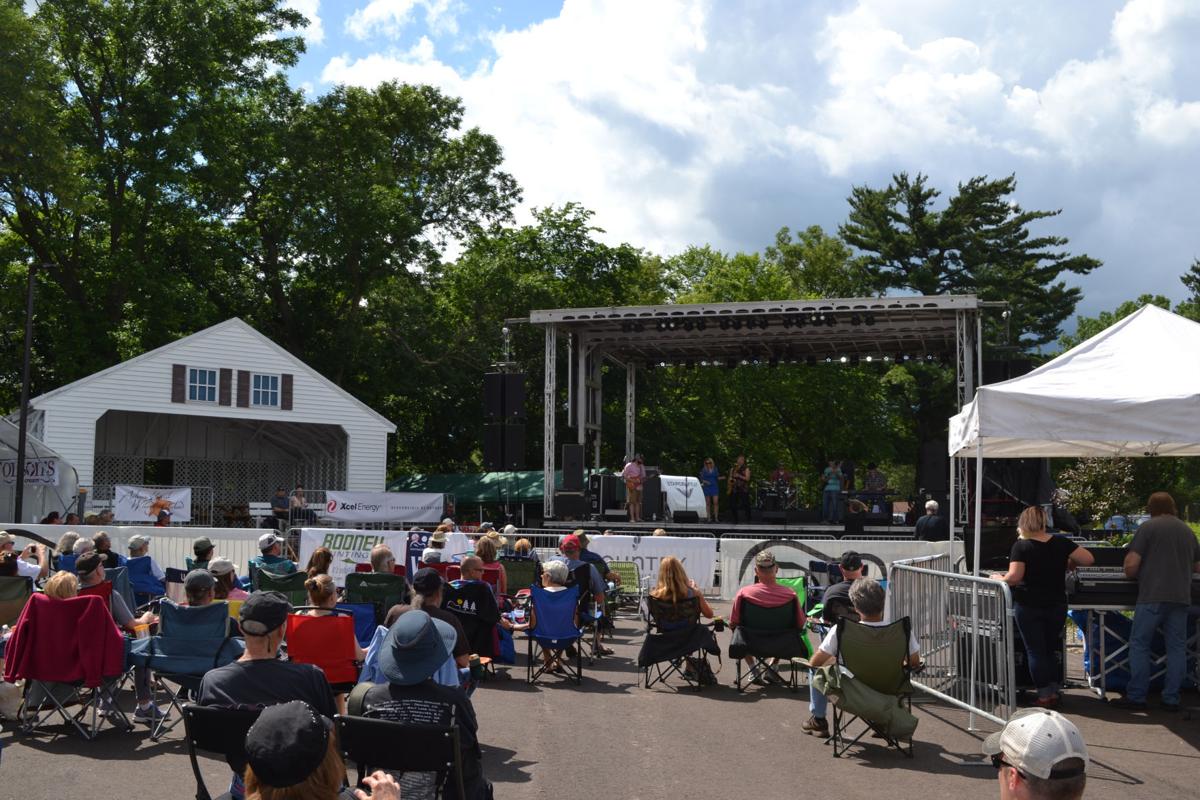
[770,462,794,487]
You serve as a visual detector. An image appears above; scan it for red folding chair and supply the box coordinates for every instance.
[285,610,360,691]
[480,567,501,598]
[354,563,372,573]
[446,564,462,581]
[419,561,451,578]
[77,581,114,610]
[355,562,406,577]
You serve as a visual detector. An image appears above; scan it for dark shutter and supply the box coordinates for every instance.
[280,373,294,410]
[171,364,186,403]
[236,370,250,407]
[219,368,233,406]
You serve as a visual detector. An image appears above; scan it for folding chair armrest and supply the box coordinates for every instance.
[791,657,813,669]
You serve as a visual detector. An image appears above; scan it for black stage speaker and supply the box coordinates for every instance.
[982,359,1033,386]
[642,475,663,519]
[673,510,700,524]
[554,491,588,520]
[963,525,1018,573]
[483,372,526,419]
[562,444,584,492]
[483,423,524,470]
[761,510,788,524]
[918,440,949,493]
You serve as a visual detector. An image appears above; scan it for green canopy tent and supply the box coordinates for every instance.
[388,471,566,525]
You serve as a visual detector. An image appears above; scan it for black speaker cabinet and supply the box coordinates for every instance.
[673,510,700,524]
[483,372,526,419]
[642,475,663,518]
[562,443,584,492]
[483,423,524,471]
[554,491,588,520]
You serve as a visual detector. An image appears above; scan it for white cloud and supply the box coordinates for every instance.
[283,0,325,45]
[344,0,465,41]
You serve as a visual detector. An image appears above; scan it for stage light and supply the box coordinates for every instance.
[696,319,707,330]
[740,358,749,366]
[658,361,668,367]
[759,318,769,329]
[839,355,848,363]
[782,317,794,328]
[864,313,876,326]
[850,314,862,326]
[732,319,743,330]
[811,314,821,325]
[795,316,807,328]
[864,355,873,363]
[700,360,709,367]
[655,320,666,331]
[719,319,730,330]
[683,320,694,331]
[824,356,833,363]
[825,314,837,327]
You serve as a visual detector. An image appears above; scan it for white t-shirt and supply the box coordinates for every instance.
[818,619,919,657]
[16,557,41,579]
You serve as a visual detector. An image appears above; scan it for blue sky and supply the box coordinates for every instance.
[283,1,1200,319]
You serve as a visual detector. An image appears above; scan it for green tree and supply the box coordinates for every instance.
[840,172,1101,350]
[763,225,873,298]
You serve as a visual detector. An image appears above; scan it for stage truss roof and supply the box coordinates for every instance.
[522,294,981,365]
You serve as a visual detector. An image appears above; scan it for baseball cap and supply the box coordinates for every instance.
[478,522,495,532]
[208,557,237,577]
[75,551,104,575]
[192,536,214,556]
[441,517,455,526]
[244,701,332,788]
[0,532,13,548]
[839,551,864,571]
[185,569,216,594]
[754,550,777,568]
[257,532,282,551]
[560,533,581,552]
[127,534,151,550]
[239,591,290,635]
[378,610,454,686]
[982,708,1089,780]
[502,524,517,538]
[411,567,443,595]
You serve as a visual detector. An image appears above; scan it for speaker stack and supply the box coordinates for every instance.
[483,372,526,470]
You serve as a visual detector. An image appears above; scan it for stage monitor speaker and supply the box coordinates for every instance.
[641,475,663,519]
[673,511,700,524]
[483,372,526,419]
[761,510,788,524]
[562,443,584,492]
[483,423,524,471]
[918,440,949,492]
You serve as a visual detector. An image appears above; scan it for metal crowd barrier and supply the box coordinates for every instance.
[888,557,1015,728]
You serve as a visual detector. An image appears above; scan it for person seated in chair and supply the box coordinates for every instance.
[517,559,579,672]
[576,531,620,588]
[209,557,250,601]
[472,536,507,597]
[729,550,806,684]
[649,556,714,624]
[76,551,163,723]
[269,487,290,528]
[385,568,470,668]
[192,537,215,570]
[354,610,493,800]
[821,551,866,624]
[370,544,397,574]
[251,533,297,575]
[802,577,921,739]
[127,534,166,582]
[185,569,217,607]
[92,531,125,569]
[421,527,449,564]
[548,533,610,653]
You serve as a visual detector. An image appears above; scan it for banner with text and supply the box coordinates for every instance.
[323,491,444,523]
[299,528,471,586]
[0,458,61,486]
[659,475,707,518]
[114,485,192,523]
[585,534,718,591]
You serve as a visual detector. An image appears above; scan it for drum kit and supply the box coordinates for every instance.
[757,479,799,511]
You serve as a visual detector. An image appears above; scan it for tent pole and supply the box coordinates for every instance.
[968,440,984,730]
[948,455,956,570]
[543,325,556,520]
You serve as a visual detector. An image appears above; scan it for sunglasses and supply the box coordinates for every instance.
[991,754,1023,777]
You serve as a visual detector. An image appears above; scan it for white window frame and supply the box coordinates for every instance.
[187,367,218,403]
[252,373,280,408]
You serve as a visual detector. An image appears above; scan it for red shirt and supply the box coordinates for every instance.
[730,582,806,627]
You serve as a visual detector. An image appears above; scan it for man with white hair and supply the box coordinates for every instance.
[914,499,948,541]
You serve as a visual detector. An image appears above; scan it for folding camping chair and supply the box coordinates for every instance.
[526,583,584,685]
[128,599,242,740]
[335,714,467,800]
[607,560,645,615]
[497,556,540,606]
[337,602,380,648]
[285,609,361,693]
[442,579,502,663]
[256,569,308,606]
[56,553,78,574]
[729,596,810,692]
[0,575,32,627]
[182,703,262,800]
[823,617,917,758]
[164,567,188,604]
[105,566,136,614]
[126,555,166,607]
[345,572,411,625]
[4,594,132,739]
[355,562,407,577]
[638,595,721,691]
[564,563,605,663]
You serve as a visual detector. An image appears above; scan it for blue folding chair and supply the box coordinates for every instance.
[56,553,78,574]
[336,602,379,649]
[126,556,166,606]
[525,584,584,685]
[104,566,136,614]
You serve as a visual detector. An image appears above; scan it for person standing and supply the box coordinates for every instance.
[727,455,751,524]
[622,454,646,523]
[1115,492,1200,711]
[991,507,1094,708]
[699,458,720,521]
[821,461,844,524]
[914,499,949,540]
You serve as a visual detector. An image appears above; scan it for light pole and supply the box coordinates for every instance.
[13,261,37,524]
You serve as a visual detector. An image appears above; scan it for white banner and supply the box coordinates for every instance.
[298,528,471,586]
[718,537,949,600]
[323,491,444,523]
[659,475,707,519]
[114,485,192,523]
[0,458,60,486]
[585,534,719,591]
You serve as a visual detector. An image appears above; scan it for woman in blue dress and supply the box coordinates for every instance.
[700,457,720,521]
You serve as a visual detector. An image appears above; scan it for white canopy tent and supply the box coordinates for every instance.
[948,304,1200,572]
[0,417,79,524]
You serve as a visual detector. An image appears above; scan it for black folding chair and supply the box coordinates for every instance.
[182,704,263,800]
[728,596,810,692]
[638,595,721,691]
[335,714,467,800]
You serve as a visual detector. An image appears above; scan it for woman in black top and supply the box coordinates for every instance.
[991,506,1094,707]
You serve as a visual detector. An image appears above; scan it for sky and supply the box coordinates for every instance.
[284,0,1200,317]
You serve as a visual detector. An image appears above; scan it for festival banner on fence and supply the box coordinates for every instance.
[299,527,471,586]
[0,458,60,486]
[717,537,949,600]
[323,490,444,523]
[113,485,192,522]
[585,534,719,591]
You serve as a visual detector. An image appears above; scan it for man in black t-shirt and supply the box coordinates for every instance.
[384,568,471,668]
[821,551,866,624]
[358,611,492,800]
[914,499,948,541]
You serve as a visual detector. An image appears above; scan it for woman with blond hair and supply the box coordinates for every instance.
[473,536,507,597]
[991,506,1094,708]
[43,570,80,600]
[649,556,714,621]
[300,574,366,714]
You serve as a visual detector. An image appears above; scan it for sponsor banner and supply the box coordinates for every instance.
[323,491,444,523]
[718,537,949,600]
[114,485,192,523]
[585,534,719,591]
[659,475,706,519]
[0,457,60,486]
[300,528,471,586]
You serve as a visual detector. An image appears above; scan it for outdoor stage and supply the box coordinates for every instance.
[535,518,906,538]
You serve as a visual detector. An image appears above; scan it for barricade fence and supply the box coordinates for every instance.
[888,559,1015,727]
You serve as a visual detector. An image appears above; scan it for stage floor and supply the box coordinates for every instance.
[536,518,913,538]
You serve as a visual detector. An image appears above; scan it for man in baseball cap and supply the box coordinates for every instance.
[821,550,868,624]
[984,708,1088,799]
[250,532,297,575]
[192,536,215,569]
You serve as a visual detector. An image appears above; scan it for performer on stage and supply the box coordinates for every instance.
[821,460,844,524]
[699,457,721,521]
[770,462,793,486]
[861,462,887,512]
[622,453,646,523]
[728,455,751,524]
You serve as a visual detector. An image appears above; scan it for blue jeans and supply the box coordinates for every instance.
[822,490,841,523]
[810,671,828,718]
[1126,602,1188,704]
[1013,602,1066,698]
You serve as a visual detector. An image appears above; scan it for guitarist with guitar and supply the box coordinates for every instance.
[622,454,646,522]
[727,455,751,524]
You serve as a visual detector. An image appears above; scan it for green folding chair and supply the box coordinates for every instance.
[776,575,807,609]
[256,570,308,606]
[498,557,540,598]
[344,572,411,625]
[728,597,811,692]
[0,576,33,627]
[608,560,644,613]
[824,617,917,758]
